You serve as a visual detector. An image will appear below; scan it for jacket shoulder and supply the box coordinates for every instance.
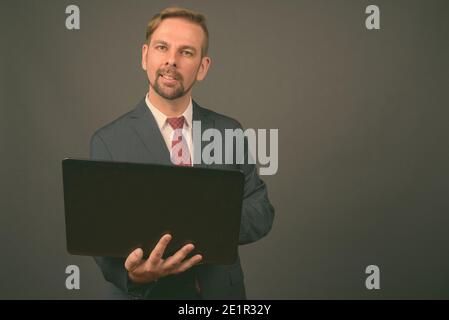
[195,103,243,129]
[91,102,141,140]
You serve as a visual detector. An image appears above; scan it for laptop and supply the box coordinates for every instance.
[61,158,244,265]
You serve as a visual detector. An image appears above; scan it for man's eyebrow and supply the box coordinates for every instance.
[178,45,197,52]
[153,40,169,46]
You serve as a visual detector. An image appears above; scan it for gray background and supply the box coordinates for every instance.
[1,0,448,299]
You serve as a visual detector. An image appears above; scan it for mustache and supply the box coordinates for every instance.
[157,68,182,80]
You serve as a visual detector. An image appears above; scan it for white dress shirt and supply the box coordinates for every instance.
[145,94,194,164]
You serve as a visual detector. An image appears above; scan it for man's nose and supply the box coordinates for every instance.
[165,50,178,67]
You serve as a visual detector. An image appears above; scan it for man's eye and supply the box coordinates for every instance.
[156,45,167,51]
[181,51,193,57]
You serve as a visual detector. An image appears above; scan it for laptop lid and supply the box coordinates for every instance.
[62,158,244,265]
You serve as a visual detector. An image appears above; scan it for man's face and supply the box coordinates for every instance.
[142,18,211,100]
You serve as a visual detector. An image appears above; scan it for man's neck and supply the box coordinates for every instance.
[148,89,191,117]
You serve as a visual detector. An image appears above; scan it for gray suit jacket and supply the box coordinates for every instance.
[90,98,275,299]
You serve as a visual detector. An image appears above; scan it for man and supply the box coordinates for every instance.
[90,7,274,300]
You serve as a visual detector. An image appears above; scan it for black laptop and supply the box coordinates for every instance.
[61,158,244,265]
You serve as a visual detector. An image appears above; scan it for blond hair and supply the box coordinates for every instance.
[145,7,209,56]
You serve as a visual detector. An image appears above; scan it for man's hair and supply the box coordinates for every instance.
[145,7,209,57]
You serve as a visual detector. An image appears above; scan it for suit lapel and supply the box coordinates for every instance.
[129,99,171,165]
[192,100,215,168]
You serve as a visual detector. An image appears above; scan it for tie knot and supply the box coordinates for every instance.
[166,116,185,130]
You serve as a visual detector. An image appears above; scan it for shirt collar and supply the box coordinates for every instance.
[145,93,193,129]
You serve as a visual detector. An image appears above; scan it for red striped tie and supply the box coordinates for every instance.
[166,117,191,166]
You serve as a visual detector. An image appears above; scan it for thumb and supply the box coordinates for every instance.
[124,248,144,271]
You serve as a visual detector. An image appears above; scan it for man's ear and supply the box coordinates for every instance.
[142,44,149,71]
[196,56,211,81]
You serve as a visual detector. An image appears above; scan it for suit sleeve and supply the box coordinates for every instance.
[90,132,157,299]
[237,126,275,245]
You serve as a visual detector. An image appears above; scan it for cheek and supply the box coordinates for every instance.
[185,62,202,80]
[146,61,158,79]
[145,53,159,72]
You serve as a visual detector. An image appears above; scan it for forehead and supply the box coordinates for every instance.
[151,17,204,49]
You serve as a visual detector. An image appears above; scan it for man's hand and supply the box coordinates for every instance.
[124,234,202,284]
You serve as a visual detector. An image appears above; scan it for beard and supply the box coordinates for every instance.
[150,67,196,100]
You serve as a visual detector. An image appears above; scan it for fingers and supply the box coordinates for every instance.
[163,243,196,269]
[124,248,144,271]
[148,234,172,263]
[175,254,203,273]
